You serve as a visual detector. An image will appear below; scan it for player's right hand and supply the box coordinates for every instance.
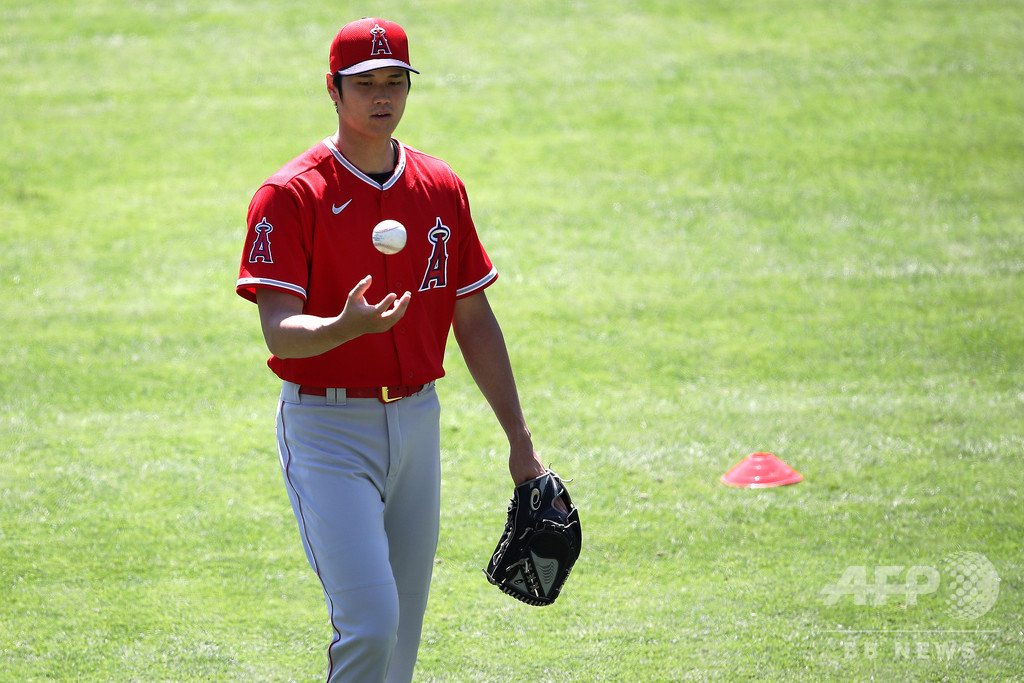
[341,275,411,336]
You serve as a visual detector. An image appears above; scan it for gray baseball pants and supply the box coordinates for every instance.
[276,380,441,683]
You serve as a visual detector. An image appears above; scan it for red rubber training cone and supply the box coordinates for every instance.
[720,452,802,488]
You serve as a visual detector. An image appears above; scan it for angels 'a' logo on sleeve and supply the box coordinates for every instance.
[419,218,451,291]
[248,218,274,263]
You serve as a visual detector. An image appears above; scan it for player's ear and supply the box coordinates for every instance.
[326,72,341,105]
[327,72,344,111]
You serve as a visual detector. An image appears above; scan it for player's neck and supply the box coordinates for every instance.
[332,131,397,175]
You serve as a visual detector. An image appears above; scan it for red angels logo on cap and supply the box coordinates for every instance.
[369,24,392,56]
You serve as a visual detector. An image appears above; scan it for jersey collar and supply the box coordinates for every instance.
[323,137,406,190]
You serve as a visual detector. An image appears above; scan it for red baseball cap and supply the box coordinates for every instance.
[329,18,419,76]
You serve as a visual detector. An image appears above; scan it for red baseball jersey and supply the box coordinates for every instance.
[237,137,497,387]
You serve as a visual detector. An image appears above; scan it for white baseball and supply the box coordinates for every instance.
[371,219,407,255]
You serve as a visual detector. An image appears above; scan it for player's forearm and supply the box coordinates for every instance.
[463,341,533,447]
[453,298,530,440]
[460,332,542,484]
[262,312,356,359]
[257,278,409,360]
[257,290,364,360]
[453,294,545,484]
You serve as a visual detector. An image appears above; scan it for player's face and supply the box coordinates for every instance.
[335,68,409,141]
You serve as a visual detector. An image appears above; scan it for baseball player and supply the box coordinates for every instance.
[236,17,547,683]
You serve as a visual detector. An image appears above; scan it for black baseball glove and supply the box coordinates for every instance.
[484,470,581,606]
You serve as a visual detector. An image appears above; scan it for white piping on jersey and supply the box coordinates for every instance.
[237,277,307,300]
[323,137,406,190]
[456,266,498,297]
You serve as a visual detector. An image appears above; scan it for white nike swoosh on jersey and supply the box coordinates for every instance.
[332,199,353,214]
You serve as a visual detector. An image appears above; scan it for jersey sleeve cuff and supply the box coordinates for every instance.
[455,267,498,298]
[236,277,308,303]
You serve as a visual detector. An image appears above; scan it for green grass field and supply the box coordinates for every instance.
[3,1,1022,680]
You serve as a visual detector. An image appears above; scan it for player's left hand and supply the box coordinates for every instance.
[509,440,546,486]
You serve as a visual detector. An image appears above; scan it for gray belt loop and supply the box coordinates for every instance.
[280,380,301,403]
[325,388,346,406]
